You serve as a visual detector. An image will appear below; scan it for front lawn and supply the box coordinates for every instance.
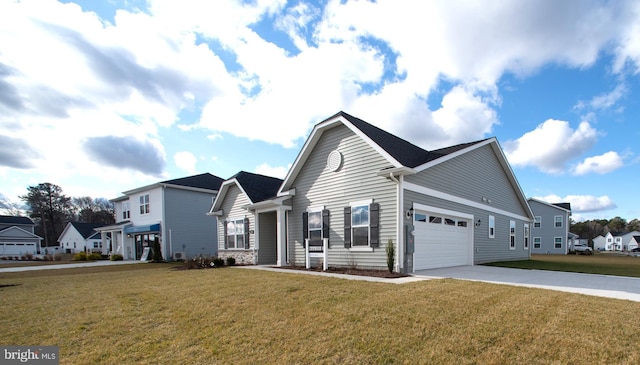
[1,264,639,364]
[485,253,640,277]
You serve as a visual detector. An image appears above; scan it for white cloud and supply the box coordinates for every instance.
[254,163,291,179]
[572,151,624,175]
[503,119,598,174]
[533,194,616,213]
[574,83,628,111]
[174,151,197,174]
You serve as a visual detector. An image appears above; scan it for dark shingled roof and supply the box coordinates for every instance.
[230,171,283,203]
[553,202,572,211]
[0,215,35,225]
[70,222,104,239]
[334,111,488,168]
[162,173,224,191]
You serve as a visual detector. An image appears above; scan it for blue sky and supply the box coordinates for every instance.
[1,0,639,222]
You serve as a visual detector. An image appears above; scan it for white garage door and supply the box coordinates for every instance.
[414,211,472,270]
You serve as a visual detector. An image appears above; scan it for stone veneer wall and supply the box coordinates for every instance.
[217,250,256,265]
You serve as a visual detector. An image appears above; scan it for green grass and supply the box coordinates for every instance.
[1,264,639,364]
[485,253,640,277]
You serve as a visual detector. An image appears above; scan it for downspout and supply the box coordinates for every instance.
[388,173,403,272]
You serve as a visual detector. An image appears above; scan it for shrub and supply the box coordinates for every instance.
[73,252,87,261]
[110,254,124,261]
[386,238,395,273]
[183,256,216,269]
[25,253,34,261]
[226,257,236,266]
[213,257,225,268]
[88,253,102,261]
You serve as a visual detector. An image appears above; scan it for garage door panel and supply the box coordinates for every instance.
[413,211,471,270]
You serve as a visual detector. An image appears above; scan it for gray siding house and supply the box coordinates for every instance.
[216,112,533,272]
[209,171,284,265]
[0,215,43,257]
[528,199,571,254]
[97,173,224,261]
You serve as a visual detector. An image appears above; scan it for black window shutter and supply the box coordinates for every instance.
[223,220,228,249]
[302,212,308,248]
[344,207,351,248]
[322,209,330,248]
[370,203,380,248]
[244,218,250,249]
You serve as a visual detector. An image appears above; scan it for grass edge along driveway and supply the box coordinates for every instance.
[1,264,639,364]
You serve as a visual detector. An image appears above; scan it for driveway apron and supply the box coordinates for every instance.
[413,265,640,302]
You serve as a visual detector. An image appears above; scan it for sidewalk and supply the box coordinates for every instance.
[0,260,144,273]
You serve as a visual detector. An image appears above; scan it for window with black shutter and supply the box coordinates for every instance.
[344,201,379,248]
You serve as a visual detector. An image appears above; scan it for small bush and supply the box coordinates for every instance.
[73,252,87,261]
[183,256,216,269]
[226,257,236,266]
[213,257,225,268]
[25,253,34,261]
[88,253,102,261]
[386,238,395,273]
[110,254,124,261]
[53,254,63,261]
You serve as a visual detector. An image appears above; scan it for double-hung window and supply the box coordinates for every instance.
[225,218,248,249]
[139,194,150,215]
[303,208,329,251]
[554,215,563,228]
[344,200,379,249]
[523,224,529,249]
[488,215,495,238]
[554,237,562,249]
[509,220,516,249]
[122,202,130,220]
[534,216,541,228]
[533,237,541,249]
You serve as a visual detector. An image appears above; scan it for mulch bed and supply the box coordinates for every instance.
[276,265,410,279]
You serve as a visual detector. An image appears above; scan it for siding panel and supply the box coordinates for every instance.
[164,188,217,258]
[288,125,397,269]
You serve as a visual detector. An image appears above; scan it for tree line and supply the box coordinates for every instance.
[7,183,116,247]
[570,216,640,244]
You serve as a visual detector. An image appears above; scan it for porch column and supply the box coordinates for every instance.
[276,207,287,267]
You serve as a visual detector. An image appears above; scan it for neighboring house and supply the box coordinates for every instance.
[593,235,606,251]
[209,171,284,265]
[97,173,224,261]
[629,236,640,251]
[528,199,571,254]
[58,222,105,254]
[604,231,640,251]
[0,215,43,257]
[214,111,534,272]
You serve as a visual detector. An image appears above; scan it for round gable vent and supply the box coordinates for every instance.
[327,150,343,172]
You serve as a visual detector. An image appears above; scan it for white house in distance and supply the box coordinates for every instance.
[58,222,105,254]
[603,231,640,251]
[96,173,224,261]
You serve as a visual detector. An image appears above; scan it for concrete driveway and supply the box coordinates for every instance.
[414,265,640,302]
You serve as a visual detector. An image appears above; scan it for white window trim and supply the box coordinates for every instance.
[139,194,150,215]
[533,237,541,249]
[534,216,541,228]
[554,215,563,228]
[554,236,563,249]
[306,206,324,248]
[488,215,495,239]
[226,216,245,250]
[509,220,516,250]
[523,223,529,250]
[349,199,373,248]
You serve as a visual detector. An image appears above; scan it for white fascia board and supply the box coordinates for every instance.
[527,198,571,214]
[161,183,218,194]
[413,138,495,172]
[404,181,531,222]
[210,178,252,213]
[375,166,416,177]
[278,114,405,194]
